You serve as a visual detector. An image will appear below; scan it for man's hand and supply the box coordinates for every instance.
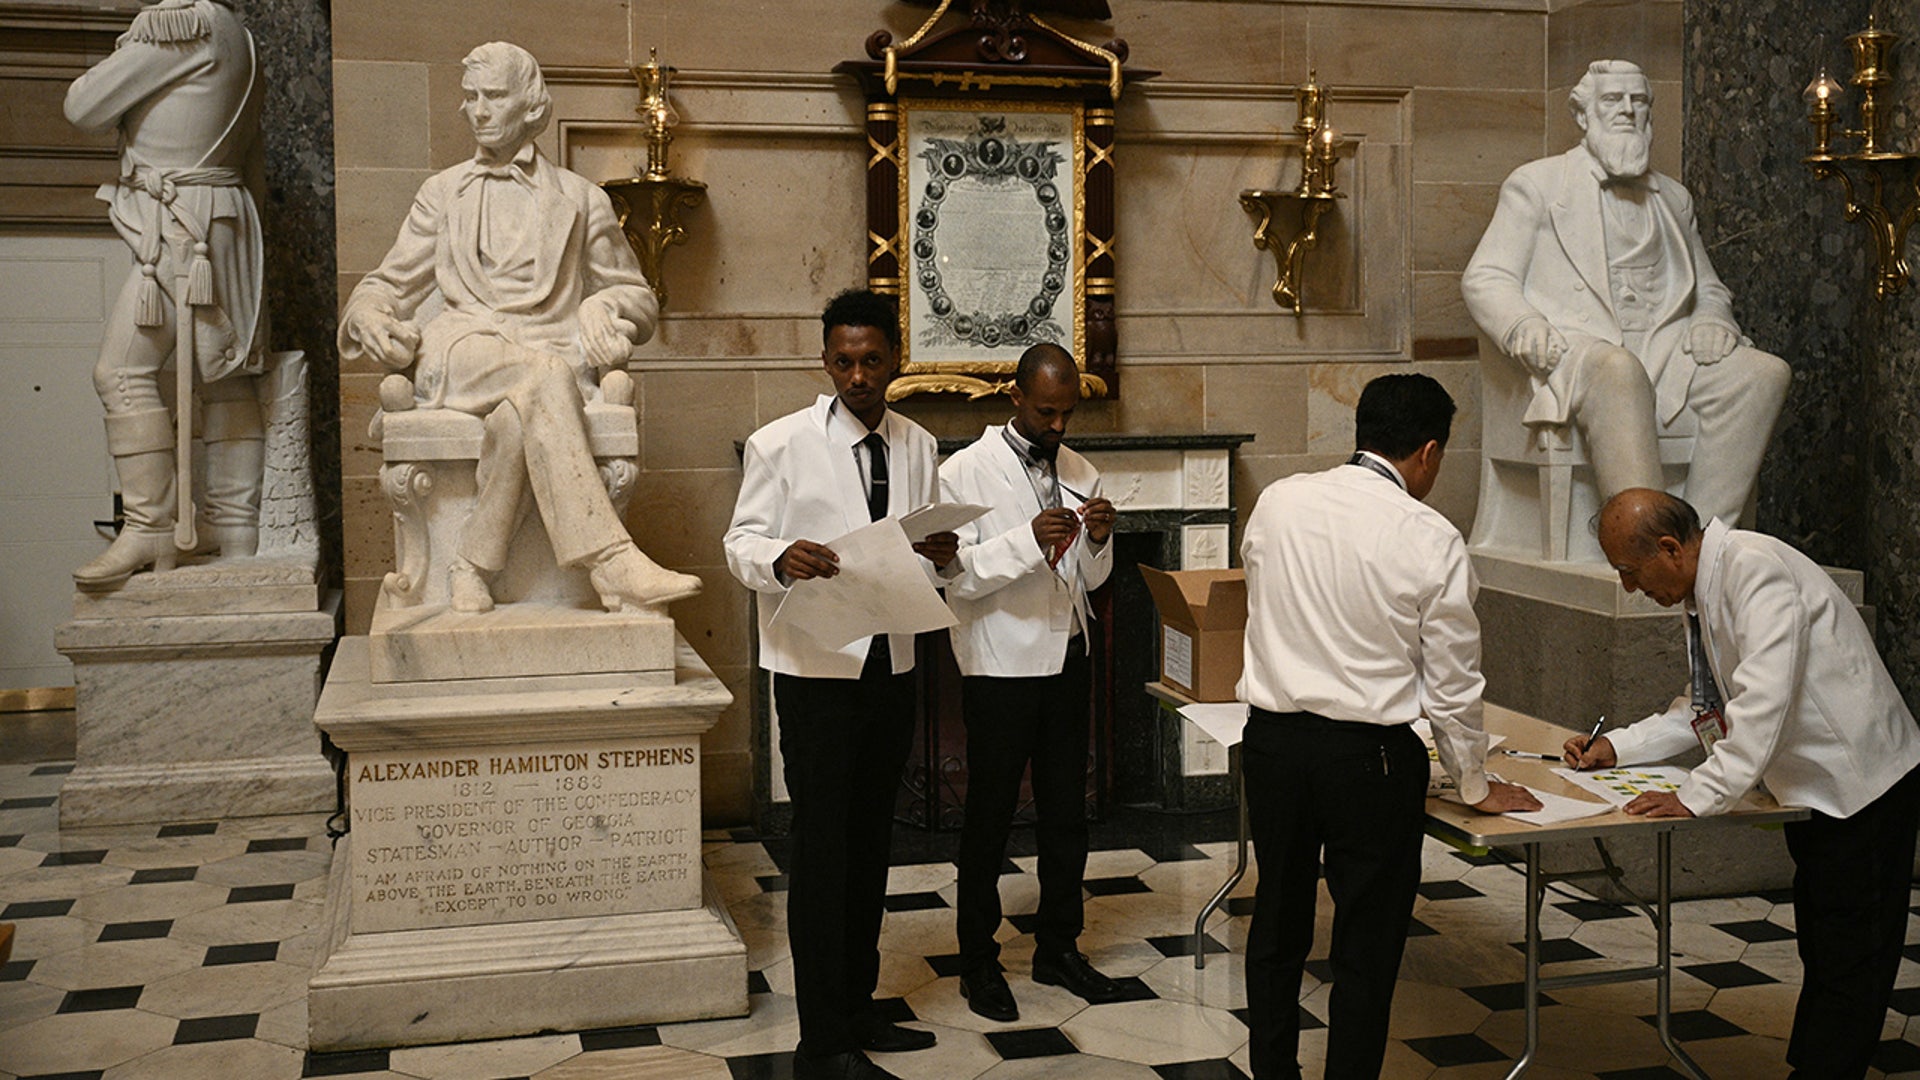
[1624,791,1694,818]
[579,299,639,373]
[1079,497,1117,545]
[1687,323,1738,366]
[342,307,420,371]
[1032,508,1081,554]
[1507,315,1568,377]
[913,530,958,570]
[1562,734,1617,770]
[1472,780,1543,814]
[776,539,839,581]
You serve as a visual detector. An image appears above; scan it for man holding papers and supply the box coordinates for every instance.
[723,288,956,1080]
[1237,374,1538,1080]
[938,344,1123,1021]
[1567,488,1920,1080]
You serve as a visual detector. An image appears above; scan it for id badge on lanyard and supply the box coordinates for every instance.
[1690,706,1729,754]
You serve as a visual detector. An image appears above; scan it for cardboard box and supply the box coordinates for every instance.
[1140,567,1247,702]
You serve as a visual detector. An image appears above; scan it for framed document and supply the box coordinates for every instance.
[899,99,1084,375]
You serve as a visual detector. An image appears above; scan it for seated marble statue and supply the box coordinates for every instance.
[1461,59,1789,531]
[339,41,697,614]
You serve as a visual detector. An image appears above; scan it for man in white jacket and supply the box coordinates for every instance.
[938,344,1123,1021]
[724,289,956,1080]
[1569,488,1920,1080]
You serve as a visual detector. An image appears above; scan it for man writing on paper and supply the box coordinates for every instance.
[1238,374,1539,1080]
[723,288,956,1080]
[938,344,1123,1021]
[1566,488,1920,1080]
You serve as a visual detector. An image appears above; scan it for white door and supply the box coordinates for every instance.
[0,234,130,690]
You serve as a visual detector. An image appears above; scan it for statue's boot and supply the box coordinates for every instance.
[75,408,178,590]
[588,542,701,613]
[198,391,264,558]
[448,558,496,614]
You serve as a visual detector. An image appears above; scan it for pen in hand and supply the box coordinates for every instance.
[1563,715,1606,769]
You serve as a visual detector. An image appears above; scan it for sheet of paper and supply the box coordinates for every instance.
[768,518,958,650]
[1177,702,1248,749]
[1504,787,1614,827]
[1552,764,1691,808]
[899,502,990,544]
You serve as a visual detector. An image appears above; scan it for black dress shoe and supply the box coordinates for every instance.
[791,1048,903,1080]
[959,966,1019,1022]
[1032,949,1126,1003]
[861,1017,937,1053]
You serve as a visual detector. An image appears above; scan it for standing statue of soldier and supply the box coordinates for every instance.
[64,0,272,588]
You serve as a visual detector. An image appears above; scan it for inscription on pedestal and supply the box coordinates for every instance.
[348,737,701,933]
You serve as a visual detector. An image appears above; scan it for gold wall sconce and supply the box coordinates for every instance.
[1241,71,1344,315]
[601,48,707,306]
[1804,19,1920,300]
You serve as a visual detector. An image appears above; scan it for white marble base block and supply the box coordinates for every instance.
[53,582,340,828]
[308,634,743,1050]
[369,596,675,684]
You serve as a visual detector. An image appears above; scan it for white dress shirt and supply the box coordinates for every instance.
[1606,519,1920,818]
[724,394,940,679]
[939,424,1113,677]
[1237,457,1493,804]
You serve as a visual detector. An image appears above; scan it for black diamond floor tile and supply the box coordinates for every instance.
[578,1024,662,1052]
[1154,1060,1250,1079]
[1006,913,1041,935]
[755,873,788,893]
[0,833,20,847]
[1462,981,1555,1012]
[1419,879,1485,901]
[746,968,772,995]
[59,985,144,1013]
[1,795,56,809]
[1147,932,1228,958]
[129,866,198,884]
[1451,849,1507,867]
[1640,1008,1745,1041]
[1102,975,1160,1003]
[1226,895,1255,917]
[984,1026,1079,1059]
[173,1012,258,1044]
[303,1048,390,1076]
[1712,918,1795,943]
[28,763,75,776]
[1303,959,1334,984]
[925,953,966,978]
[1510,938,1602,964]
[882,890,948,912]
[1679,961,1776,989]
[1230,1005,1321,1031]
[157,821,218,837]
[1,958,31,980]
[1596,1067,1693,1080]
[1872,1038,1920,1073]
[725,1051,793,1080]
[4,898,75,920]
[17,1071,105,1080]
[227,883,296,903]
[1892,986,1920,1016]
[872,996,917,1023]
[99,918,173,942]
[39,849,107,866]
[1084,875,1152,897]
[1404,1032,1509,1067]
[1553,898,1635,921]
[245,837,310,853]
[1406,916,1438,938]
[204,941,280,966]
[1751,888,1795,905]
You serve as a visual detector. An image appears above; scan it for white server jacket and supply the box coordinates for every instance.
[939,425,1112,677]
[724,395,940,679]
[1608,519,1920,818]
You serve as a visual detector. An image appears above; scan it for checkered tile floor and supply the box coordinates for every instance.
[5,758,1920,1080]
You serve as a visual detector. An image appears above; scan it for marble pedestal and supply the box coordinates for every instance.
[53,559,340,827]
[307,635,744,1051]
[1473,550,1867,898]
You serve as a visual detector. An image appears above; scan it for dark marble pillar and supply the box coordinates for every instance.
[1685,0,1920,696]
[239,0,341,582]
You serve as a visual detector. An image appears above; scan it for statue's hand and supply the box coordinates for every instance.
[1507,316,1567,377]
[1687,323,1738,366]
[343,308,419,371]
[579,300,637,373]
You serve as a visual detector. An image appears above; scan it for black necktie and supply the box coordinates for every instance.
[1687,612,1724,715]
[863,432,888,522]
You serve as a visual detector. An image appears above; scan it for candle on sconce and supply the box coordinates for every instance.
[1804,68,1844,156]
